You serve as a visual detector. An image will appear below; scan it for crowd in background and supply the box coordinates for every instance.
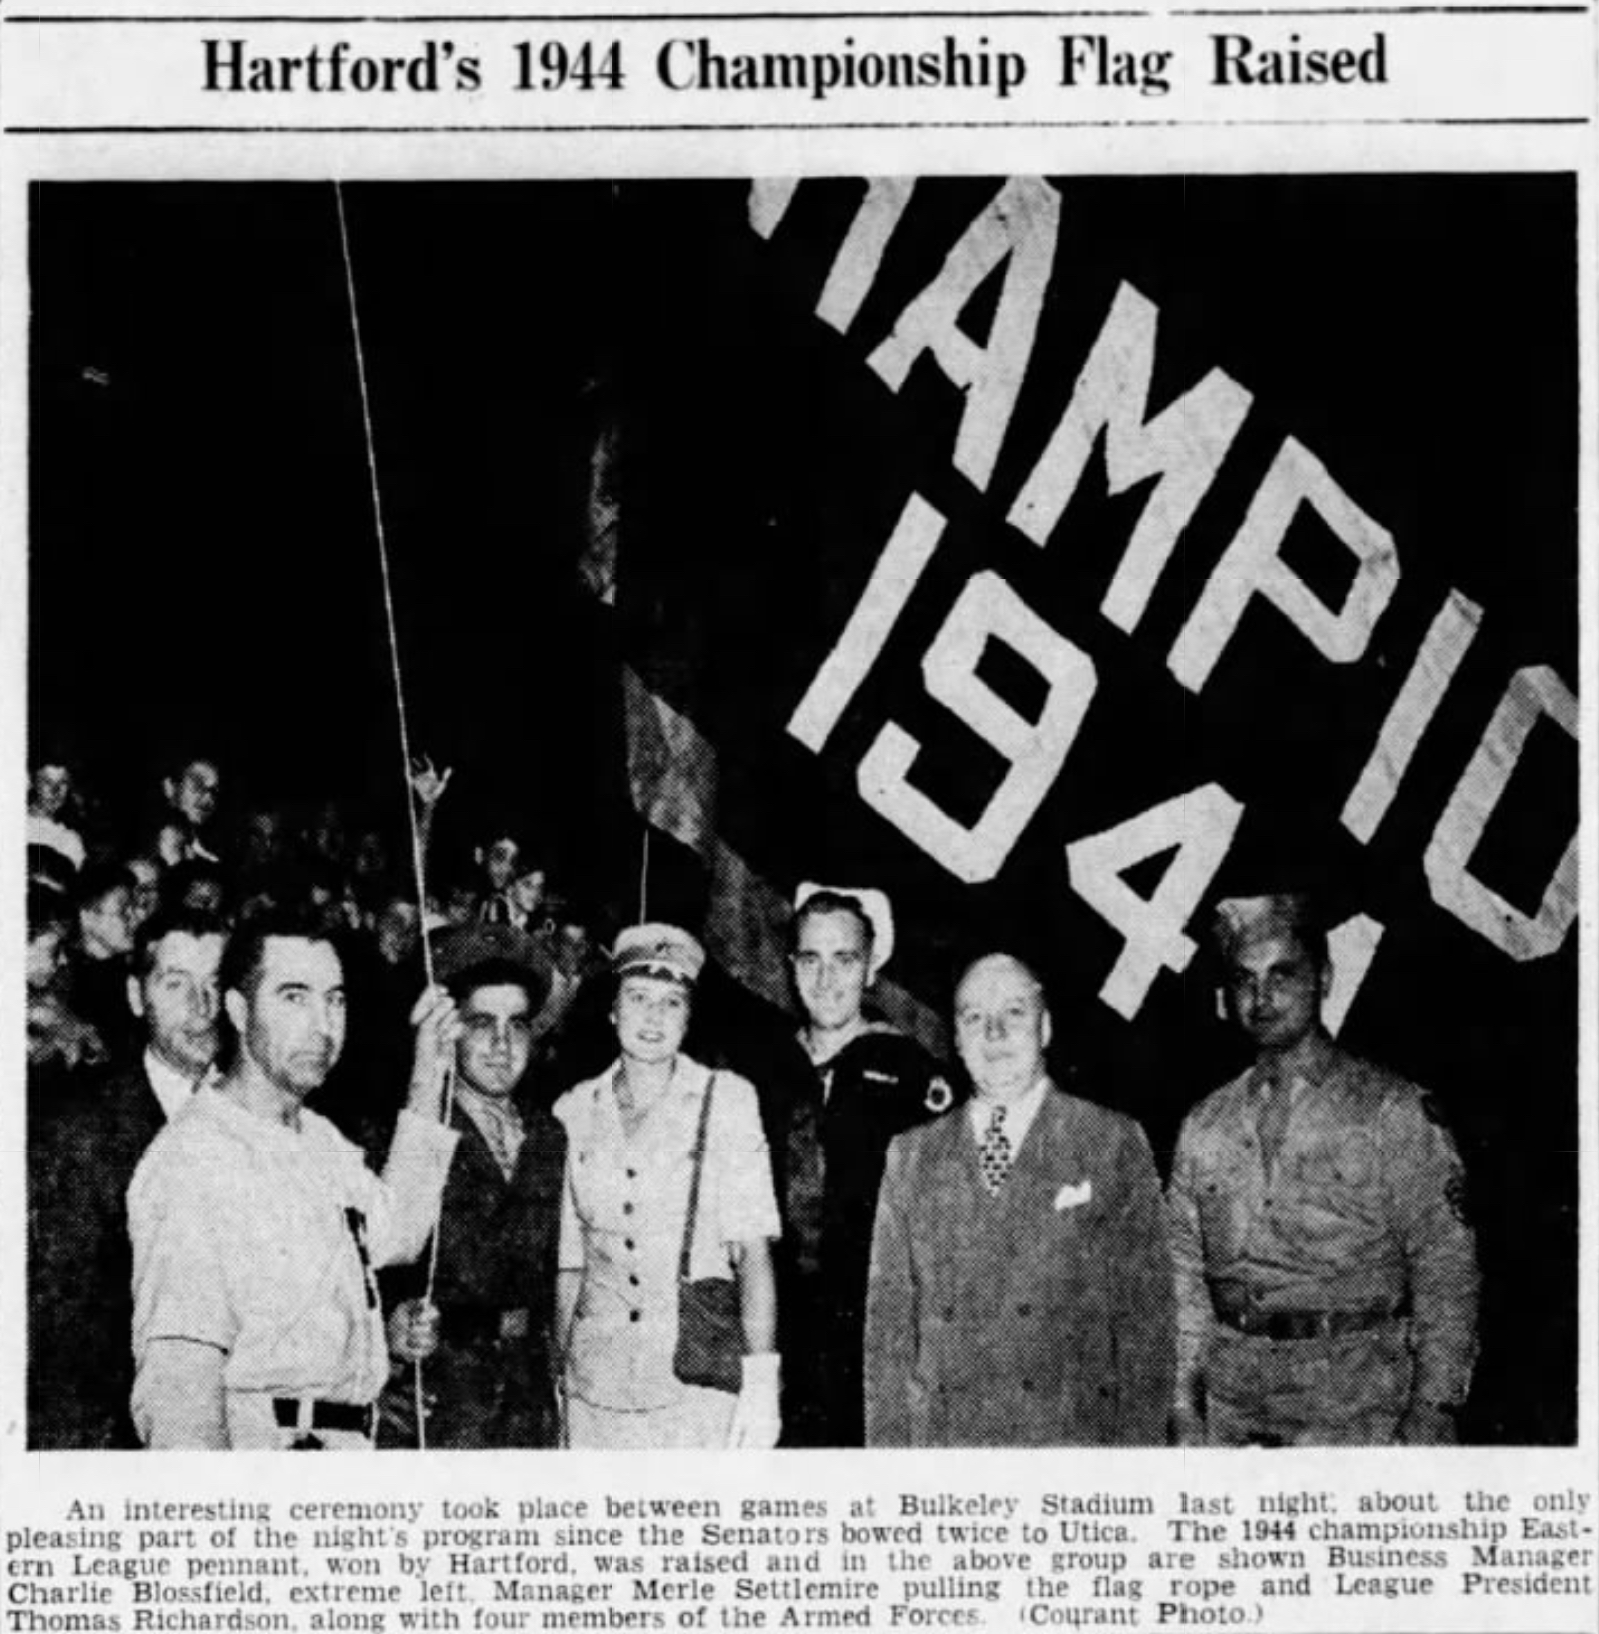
[25,747,609,1130]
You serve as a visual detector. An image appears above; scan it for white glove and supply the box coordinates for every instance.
[727,1352,782,1449]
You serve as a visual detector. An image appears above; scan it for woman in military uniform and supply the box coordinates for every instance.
[554,924,782,1449]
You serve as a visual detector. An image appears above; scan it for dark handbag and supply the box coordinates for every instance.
[672,1074,744,1394]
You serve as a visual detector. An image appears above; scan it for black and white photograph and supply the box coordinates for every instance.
[21,173,1578,1456]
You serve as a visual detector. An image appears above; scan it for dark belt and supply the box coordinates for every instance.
[1212,1299,1402,1342]
[437,1305,531,1346]
[273,1398,377,1435]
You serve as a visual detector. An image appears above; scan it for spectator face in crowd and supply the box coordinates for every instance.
[28,897,72,995]
[29,891,103,1069]
[1221,913,1329,1059]
[479,834,522,896]
[300,861,360,932]
[165,758,220,833]
[953,954,1051,1103]
[791,901,873,1037]
[374,896,420,967]
[29,762,74,820]
[129,913,225,1078]
[456,979,535,1100]
[612,972,690,1068]
[510,864,548,925]
[165,859,228,920]
[351,828,391,890]
[238,807,286,871]
[76,867,137,963]
[555,918,595,979]
[224,933,347,1101]
[305,800,349,867]
[125,855,163,932]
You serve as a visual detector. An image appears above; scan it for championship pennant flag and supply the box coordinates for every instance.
[578,178,1577,1444]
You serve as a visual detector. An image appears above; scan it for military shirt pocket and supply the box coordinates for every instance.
[1298,1131,1380,1191]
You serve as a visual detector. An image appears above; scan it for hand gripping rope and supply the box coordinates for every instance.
[333,182,452,1451]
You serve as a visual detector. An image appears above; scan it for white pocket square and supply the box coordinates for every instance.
[1054,1180,1093,1211]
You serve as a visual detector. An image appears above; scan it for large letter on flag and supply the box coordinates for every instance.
[859,570,1097,885]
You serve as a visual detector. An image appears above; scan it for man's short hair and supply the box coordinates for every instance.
[790,889,875,955]
[219,896,345,1003]
[132,904,229,980]
[477,816,530,854]
[73,860,133,915]
[449,956,549,1015]
[435,923,552,1014]
[164,750,219,784]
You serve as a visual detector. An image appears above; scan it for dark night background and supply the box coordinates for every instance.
[29,177,1579,1442]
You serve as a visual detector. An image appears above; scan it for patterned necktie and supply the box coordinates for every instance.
[978,1104,1013,1195]
[1256,1068,1291,1178]
[479,1102,523,1179]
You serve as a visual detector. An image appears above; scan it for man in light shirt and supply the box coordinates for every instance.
[128,899,461,1449]
[29,906,227,1447]
[865,953,1174,1447]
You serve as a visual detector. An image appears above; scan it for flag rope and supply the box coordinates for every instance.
[638,825,651,923]
[333,181,451,1451]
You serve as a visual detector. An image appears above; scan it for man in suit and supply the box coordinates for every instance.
[28,905,227,1447]
[865,953,1174,1447]
[380,924,567,1448]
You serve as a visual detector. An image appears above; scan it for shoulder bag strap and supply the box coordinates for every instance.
[677,1071,718,1282]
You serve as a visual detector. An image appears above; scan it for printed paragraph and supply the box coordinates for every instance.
[5,1484,1593,1632]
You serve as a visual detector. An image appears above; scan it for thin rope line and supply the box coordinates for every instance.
[333,180,449,1451]
[638,826,650,923]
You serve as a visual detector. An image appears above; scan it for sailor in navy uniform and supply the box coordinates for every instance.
[765,884,953,1447]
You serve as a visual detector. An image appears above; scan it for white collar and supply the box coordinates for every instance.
[967,1074,1050,1152]
[143,1046,203,1122]
[456,1081,523,1129]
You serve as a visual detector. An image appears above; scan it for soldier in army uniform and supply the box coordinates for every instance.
[1168,893,1479,1446]
[766,884,952,1447]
